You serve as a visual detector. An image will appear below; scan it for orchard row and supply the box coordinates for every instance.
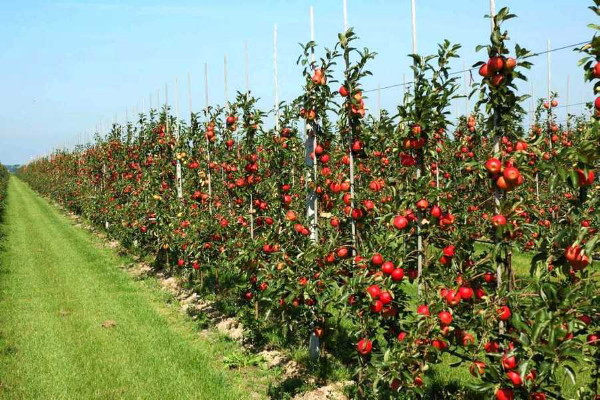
[18,5,600,400]
[0,164,8,217]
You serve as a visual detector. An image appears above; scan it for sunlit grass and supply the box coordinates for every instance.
[0,178,272,400]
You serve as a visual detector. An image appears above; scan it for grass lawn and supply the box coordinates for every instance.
[0,178,273,400]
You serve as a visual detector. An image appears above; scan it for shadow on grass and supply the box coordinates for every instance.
[423,381,485,400]
[267,376,309,400]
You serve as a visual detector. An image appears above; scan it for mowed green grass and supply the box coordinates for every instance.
[0,178,267,400]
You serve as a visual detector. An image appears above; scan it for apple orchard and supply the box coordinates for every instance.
[18,3,600,400]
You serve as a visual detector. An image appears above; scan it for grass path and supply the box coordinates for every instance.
[0,178,267,400]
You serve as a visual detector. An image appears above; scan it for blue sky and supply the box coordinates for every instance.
[0,0,594,165]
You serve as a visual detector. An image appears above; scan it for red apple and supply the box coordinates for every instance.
[438,311,453,325]
[485,158,502,174]
[502,354,518,370]
[479,63,492,78]
[495,388,514,400]
[381,261,395,275]
[593,62,600,78]
[393,215,409,230]
[371,253,384,265]
[506,370,522,386]
[492,214,507,226]
[497,305,511,321]
[416,305,430,316]
[367,284,381,299]
[357,338,372,355]
[488,56,504,72]
[504,57,517,71]
[391,268,405,281]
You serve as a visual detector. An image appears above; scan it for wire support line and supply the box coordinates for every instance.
[363,40,589,93]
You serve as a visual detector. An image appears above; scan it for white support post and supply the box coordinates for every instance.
[547,39,553,149]
[310,6,315,49]
[489,0,505,313]
[103,162,108,229]
[463,61,469,116]
[246,43,254,241]
[343,0,357,261]
[305,7,318,243]
[566,75,570,129]
[530,83,534,129]
[175,78,183,199]
[204,63,209,109]
[188,72,193,120]
[307,6,321,359]
[274,24,280,128]
[377,84,381,116]
[547,40,551,106]
[175,78,180,137]
[534,80,539,201]
[165,83,169,113]
[203,62,213,215]
[343,0,348,30]
[224,55,229,105]
[411,0,417,54]
[411,0,424,285]
[245,41,250,92]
